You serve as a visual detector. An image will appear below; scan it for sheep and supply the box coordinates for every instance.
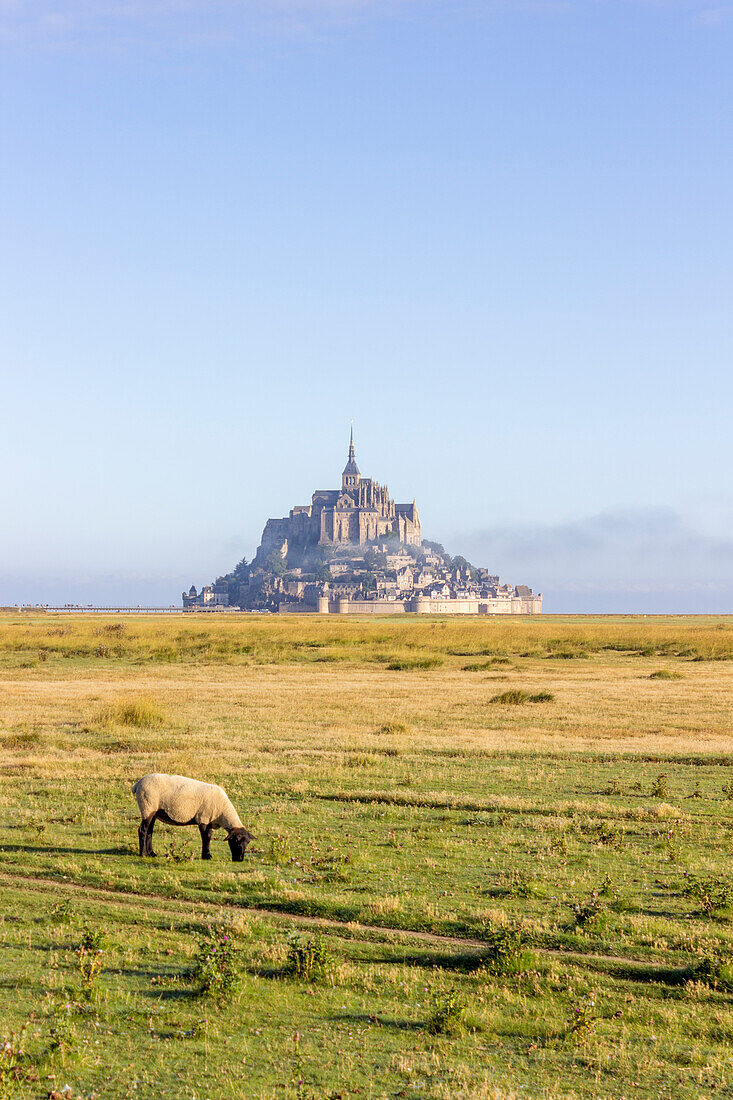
[131,773,254,861]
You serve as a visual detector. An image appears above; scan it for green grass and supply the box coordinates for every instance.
[3,612,733,1098]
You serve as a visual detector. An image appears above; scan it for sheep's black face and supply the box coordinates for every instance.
[227,828,253,862]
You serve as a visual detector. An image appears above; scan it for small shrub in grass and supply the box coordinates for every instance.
[0,1022,31,1093]
[565,990,598,1043]
[570,891,609,934]
[649,669,683,680]
[594,822,624,848]
[47,1003,76,1057]
[49,899,75,926]
[506,870,535,898]
[97,697,164,728]
[654,822,684,863]
[598,874,630,913]
[74,926,105,993]
[548,648,589,660]
[193,926,239,998]
[479,926,530,976]
[269,834,290,865]
[651,772,670,798]
[345,752,375,768]
[682,874,733,918]
[93,622,126,637]
[311,850,351,883]
[284,934,336,984]
[427,988,465,1035]
[688,953,733,991]
[722,782,733,801]
[79,923,105,952]
[5,730,41,749]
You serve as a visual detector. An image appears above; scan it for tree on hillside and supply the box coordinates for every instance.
[451,555,478,580]
[264,550,287,577]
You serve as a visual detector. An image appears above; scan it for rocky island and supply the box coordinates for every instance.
[184,430,542,615]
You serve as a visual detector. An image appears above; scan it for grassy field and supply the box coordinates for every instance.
[2,612,733,1099]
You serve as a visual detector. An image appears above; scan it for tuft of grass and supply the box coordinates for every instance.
[649,669,684,680]
[375,721,409,735]
[386,657,442,671]
[547,649,590,660]
[3,730,42,748]
[49,899,75,925]
[462,659,511,671]
[490,689,555,705]
[97,697,164,728]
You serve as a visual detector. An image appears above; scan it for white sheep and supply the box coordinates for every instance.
[131,773,254,861]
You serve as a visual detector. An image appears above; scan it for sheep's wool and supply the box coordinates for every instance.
[133,773,243,829]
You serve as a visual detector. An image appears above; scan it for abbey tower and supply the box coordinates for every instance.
[256,428,421,561]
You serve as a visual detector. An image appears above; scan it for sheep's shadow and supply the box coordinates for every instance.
[0,844,131,856]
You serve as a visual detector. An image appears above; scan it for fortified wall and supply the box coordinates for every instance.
[278,592,542,615]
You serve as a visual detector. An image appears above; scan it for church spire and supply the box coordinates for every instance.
[342,422,361,489]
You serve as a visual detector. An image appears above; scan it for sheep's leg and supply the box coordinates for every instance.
[146,815,158,857]
[199,823,213,860]
[139,814,157,857]
[138,817,152,857]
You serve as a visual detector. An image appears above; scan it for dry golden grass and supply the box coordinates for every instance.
[1,612,732,779]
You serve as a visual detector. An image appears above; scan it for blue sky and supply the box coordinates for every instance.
[2,0,732,611]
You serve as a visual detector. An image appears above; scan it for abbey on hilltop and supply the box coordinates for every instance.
[258,426,421,557]
[183,430,542,615]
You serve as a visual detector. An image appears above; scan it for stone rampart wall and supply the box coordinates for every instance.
[306,595,542,615]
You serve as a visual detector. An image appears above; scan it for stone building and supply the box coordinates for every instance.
[256,428,420,561]
[182,583,229,609]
